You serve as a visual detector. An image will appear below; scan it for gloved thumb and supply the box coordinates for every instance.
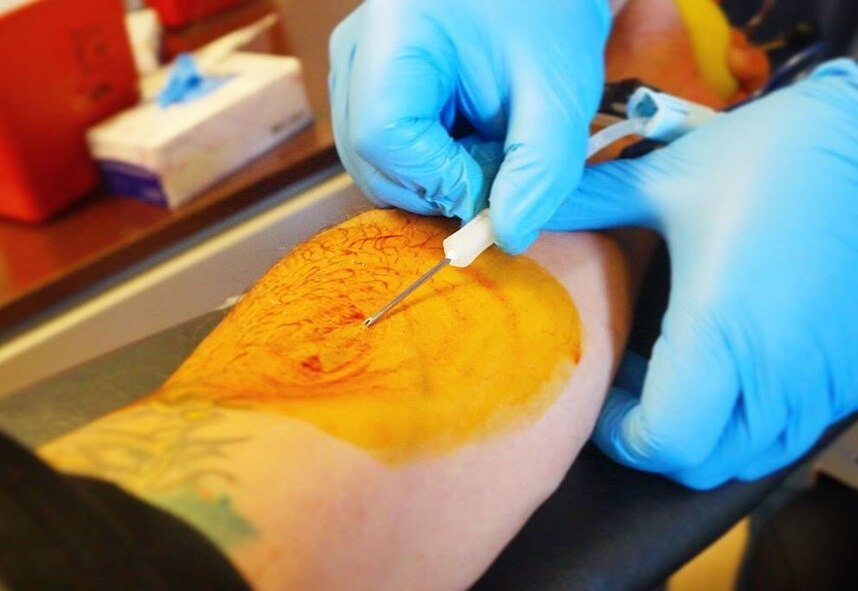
[488,76,597,253]
[543,156,665,233]
[592,302,740,477]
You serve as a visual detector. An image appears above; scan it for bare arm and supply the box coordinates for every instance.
[39,211,633,590]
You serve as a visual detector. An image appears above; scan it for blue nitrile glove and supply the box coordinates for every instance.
[546,58,858,489]
[328,0,611,254]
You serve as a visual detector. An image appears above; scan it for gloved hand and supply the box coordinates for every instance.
[328,0,611,254]
[546,59,858,489]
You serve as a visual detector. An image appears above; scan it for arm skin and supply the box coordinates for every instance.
[39,215,634,591]
[35,4,768,589]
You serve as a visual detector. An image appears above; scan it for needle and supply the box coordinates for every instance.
[363,258,451,327]
[362,114,684,329]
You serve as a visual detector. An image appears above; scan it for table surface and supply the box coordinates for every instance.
[0,0,359,336]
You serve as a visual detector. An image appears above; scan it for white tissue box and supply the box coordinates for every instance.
[87,52,313,209]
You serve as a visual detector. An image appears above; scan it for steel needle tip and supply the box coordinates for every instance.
[361,257,451,329]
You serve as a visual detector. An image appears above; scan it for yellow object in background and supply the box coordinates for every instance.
[669,518,750,591]
[674,0,739,100]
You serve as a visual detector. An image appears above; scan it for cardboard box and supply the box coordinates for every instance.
[87,52,312,209]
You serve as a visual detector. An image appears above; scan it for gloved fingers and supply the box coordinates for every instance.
[667,403,771,490]
[456,135,505,216]
[542,157,665,234]
[665,348,792,489]
[329,7,371,188]
[736,423,827,483]
[680,317,845,487]
[357,164,446,215]
[734,437,810,484]
[344,6,487,219]
[668,283,855,489]
[487,81,591,254]
[735,378,836,482]
[593,307,741,474]
[327,4,361,84]
[591,354,650,451]
[329,7,441,216]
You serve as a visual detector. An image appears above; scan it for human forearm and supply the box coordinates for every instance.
[39,397,431,590]
[38,382,596,590]
[38,212,632,590]
[37,398,266,584]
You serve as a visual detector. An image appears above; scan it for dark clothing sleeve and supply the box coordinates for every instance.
[0,433,251,591]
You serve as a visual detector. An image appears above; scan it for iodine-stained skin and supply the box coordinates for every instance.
[159,209,583,462]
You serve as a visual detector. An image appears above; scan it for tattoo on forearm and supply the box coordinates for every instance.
[40,394,257,548]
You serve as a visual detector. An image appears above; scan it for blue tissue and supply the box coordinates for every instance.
[157,53,228,108]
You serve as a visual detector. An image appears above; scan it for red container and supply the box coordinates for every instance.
[0,0,139,223]
[160,0,282,60]
[148,0,250,28]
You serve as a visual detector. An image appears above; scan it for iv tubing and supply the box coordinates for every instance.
[444,116,651,267]
[585,117,649,159]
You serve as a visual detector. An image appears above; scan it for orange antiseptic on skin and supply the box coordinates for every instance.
[159,210,582,462]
